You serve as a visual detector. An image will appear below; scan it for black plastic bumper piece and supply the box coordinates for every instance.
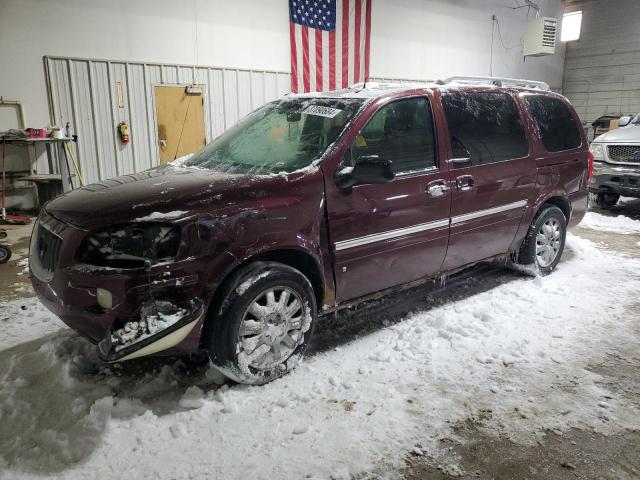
[590,173,640,198]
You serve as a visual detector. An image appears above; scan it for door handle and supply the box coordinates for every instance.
[426,179,449,198]
[456,175,475,192]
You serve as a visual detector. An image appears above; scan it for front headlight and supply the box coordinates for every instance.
[78,223,181,269]
[589,143,605,161]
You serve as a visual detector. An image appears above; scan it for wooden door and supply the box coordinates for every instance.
[154,86,206,164]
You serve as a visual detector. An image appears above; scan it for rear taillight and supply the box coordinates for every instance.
[587,151,594,185]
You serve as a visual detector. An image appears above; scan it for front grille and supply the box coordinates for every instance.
[608,145,640,164]
[34,223,62,278]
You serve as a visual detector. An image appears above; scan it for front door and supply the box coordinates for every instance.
[440,90,536,270]
[154,86,206,164]
[325,95,451,302]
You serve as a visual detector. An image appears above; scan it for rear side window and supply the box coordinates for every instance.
[442,91,528,166]
[524,95,582,152]
[352,97,437,174]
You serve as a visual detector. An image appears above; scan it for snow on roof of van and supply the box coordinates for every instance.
[286,78,551,100]
[287,82,438,99]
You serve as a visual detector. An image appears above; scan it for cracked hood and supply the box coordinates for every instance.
[594,125,640,143]
[45,165,281,230]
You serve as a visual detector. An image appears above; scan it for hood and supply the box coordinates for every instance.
[594,125,640,143]
[45,165,284,230]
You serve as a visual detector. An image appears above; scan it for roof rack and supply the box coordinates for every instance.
[438,76,550,91]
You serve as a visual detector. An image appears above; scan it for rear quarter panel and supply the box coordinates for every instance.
[509,92,589,249]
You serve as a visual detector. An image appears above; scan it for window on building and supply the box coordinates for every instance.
[441,91,529,167]
[524,95,582,152]
[561,11,582,42]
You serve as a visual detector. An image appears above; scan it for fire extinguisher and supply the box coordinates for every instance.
[118,121,130,144]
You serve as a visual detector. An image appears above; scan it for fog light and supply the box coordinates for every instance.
[96,288,113,309]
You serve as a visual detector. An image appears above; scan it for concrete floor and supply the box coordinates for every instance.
[0,220,34,302]
[1,202,639,479]
[405,199,640,479]
[404,343,640,479]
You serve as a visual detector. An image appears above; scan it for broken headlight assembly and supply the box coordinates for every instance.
[77,223,181,269]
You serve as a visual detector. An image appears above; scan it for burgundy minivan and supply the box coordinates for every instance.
[30,77,590,384]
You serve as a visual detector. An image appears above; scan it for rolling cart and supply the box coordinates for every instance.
[0,229,10,264]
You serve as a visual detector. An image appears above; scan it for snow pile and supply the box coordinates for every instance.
[1,234,639,479]
[168,153,193,167]
[133,211,187,222]
[0,297,64,350]
[16,258,29,276]
[0,333,198,474]
[111,301,188,352]
[580,211,640,234]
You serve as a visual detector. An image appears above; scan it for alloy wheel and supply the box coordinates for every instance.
[536,218,562,268]
[236,286,308,372]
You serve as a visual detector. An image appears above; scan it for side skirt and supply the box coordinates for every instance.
[320,251,512,317]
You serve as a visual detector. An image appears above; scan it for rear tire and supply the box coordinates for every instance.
[514,205,567,276]
[590,192,620,209]
[203,261,317,385]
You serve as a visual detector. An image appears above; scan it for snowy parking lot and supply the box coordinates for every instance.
[1,204,640,479]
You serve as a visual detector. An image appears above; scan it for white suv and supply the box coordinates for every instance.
[589,114,640,208]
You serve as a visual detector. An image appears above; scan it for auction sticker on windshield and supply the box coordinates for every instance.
[303,105,343,118]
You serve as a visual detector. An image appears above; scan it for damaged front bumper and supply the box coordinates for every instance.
[98,299,205,362]
[30,211,238,361]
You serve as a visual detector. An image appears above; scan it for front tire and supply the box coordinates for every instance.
[204,262,317,385]
[514,205,567,276]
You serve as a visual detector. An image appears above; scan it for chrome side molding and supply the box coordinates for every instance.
[450,200,527,225]
[334,218,450,251]
[334,200,528,251]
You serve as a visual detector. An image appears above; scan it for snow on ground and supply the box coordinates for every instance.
[1,234,640,479]
[580,211,640,234]
[0,297,64,350]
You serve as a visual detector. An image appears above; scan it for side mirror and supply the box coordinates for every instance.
[335,155,395,188]
[619,116,632,127]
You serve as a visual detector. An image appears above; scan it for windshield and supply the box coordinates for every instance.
[185,97,365,174]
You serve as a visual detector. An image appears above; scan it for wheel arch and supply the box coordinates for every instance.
[203,247,325,334]
[510,193,572,253]
[239,248,325,307]
[537,195,571,222]
[513,195,569,274]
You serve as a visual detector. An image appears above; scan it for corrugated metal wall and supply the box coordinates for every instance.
[45,56,425,187]
[562,0,640,124]
[45,56,291,186]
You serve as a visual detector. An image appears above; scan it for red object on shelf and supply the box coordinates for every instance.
[26,128,48,139]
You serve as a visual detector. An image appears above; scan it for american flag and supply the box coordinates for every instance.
[289,0,372,93]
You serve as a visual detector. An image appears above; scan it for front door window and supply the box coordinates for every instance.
[351,97,437,175]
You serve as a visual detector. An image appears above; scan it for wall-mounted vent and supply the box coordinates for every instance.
[523,17,557,57]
